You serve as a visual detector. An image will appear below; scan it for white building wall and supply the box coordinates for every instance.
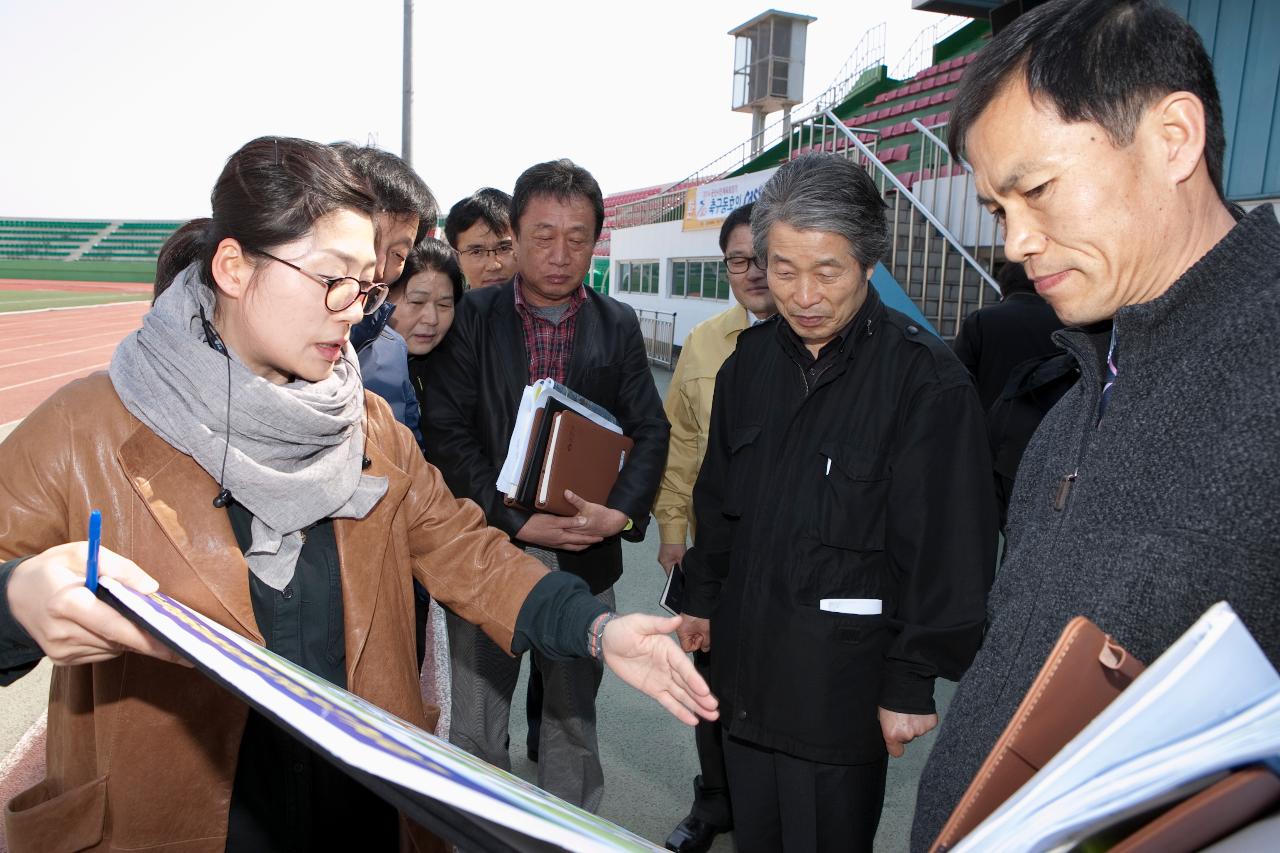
[608,220,736,347]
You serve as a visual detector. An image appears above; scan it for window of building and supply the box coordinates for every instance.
[670,258,730,301]
[616,260,659,294]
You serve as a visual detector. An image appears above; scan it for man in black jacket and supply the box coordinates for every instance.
[952,261,1064,411]
[421,159,670,811]
[677,154,997,852]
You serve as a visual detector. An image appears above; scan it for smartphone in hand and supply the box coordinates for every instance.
[659,562,686,615]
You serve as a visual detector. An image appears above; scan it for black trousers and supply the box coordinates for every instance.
[721,733,887,853]
[690,649,732,827]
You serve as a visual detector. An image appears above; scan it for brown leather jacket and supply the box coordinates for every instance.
[0,374,547,852]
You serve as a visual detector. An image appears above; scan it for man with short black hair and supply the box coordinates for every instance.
[910,2,1280,848]
[423,159,670,811]
[677,154,996,852]
[655,202,776,852]
[444,187,518,288]
[333,143,436,449]
[331,142,437,285]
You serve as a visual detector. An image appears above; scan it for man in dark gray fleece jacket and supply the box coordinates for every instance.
[911,1,1280,849]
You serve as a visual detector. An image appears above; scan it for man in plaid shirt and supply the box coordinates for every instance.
[422,159,670,811]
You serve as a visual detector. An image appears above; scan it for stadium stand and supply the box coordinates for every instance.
[600,18,996,337]
[0,219,182,282]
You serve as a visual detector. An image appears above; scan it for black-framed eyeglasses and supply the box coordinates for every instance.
[456,242,515,260]
[724,255,766,274]
[253,250,388,315]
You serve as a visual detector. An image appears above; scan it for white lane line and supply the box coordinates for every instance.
[0,362,110,393]
[0,341,121,370]
[0,326,139,356]
[0,300,148,318]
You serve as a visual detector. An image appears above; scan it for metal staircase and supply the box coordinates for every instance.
[611,17,1003,339]
[827,106,1002,338]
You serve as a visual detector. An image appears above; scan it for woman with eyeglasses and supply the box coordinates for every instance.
[384,236,465,733]
[0,136,717,852]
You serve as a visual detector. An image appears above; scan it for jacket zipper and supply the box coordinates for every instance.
[1046,325,1114,515]
[1053,469,1077,511]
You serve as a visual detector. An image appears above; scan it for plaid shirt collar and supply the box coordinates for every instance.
[513,275,588,385]
[512,275,588,319]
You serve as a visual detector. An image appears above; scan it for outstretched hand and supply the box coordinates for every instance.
[602,613,719,726]
[7,542,189,668]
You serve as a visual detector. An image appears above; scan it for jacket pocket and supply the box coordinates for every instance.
[818,442,888,551]
[5,774,108,853]
[721,425,762,518]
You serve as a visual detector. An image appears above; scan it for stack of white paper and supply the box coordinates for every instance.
[495,378,622,498]
[953,602,1280,853]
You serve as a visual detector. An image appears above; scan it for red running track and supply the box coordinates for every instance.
[0,279,151,293]
[0,301,151,424]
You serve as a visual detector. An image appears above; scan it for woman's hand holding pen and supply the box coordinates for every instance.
[7,542,187,667]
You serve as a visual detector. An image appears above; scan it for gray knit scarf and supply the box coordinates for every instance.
[109,262,388,590]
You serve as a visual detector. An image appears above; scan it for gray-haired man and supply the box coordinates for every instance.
[676,154,997,852]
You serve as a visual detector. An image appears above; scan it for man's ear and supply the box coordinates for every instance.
[1149,90,1208,187]
[210,237,254,300]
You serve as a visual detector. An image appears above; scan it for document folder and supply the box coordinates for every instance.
[534,410,634,517]
[932,616,1145,851]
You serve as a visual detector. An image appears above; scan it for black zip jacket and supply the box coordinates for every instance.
[682,288,997,764]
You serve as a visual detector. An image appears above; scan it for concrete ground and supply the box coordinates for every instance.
[0,366,952,851]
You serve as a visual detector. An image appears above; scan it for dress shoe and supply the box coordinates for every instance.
[664,815,727,852]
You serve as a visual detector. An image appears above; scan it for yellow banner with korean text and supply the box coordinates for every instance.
[681,167,778,232]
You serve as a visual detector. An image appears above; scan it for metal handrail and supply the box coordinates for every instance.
[888,15,969,80]
[822,109,999,294]
[635,308,678,369]
[612,22,891,229]
[910,118,963,168]
[815,23,887,111]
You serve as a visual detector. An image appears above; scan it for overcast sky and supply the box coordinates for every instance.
[0,1,958,220]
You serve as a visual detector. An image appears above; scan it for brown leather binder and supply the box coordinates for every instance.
[533,410,633,517]
[931,616,1147,852]
[1109,764,1280,853]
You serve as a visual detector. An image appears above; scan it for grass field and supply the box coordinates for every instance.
[0,290,150,313]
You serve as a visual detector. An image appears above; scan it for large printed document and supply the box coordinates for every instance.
[953,602,1280,853]
[98,578,663,853]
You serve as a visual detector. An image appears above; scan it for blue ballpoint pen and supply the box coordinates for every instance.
[85,509,102,593]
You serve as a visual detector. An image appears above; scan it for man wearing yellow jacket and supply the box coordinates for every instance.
[654,202,776,852]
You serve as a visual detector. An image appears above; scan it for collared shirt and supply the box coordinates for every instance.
[653,304,759,545]
[777,307,866,395]
[513,275,587,384]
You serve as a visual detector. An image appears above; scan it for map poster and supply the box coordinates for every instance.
[98,578,663,853]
